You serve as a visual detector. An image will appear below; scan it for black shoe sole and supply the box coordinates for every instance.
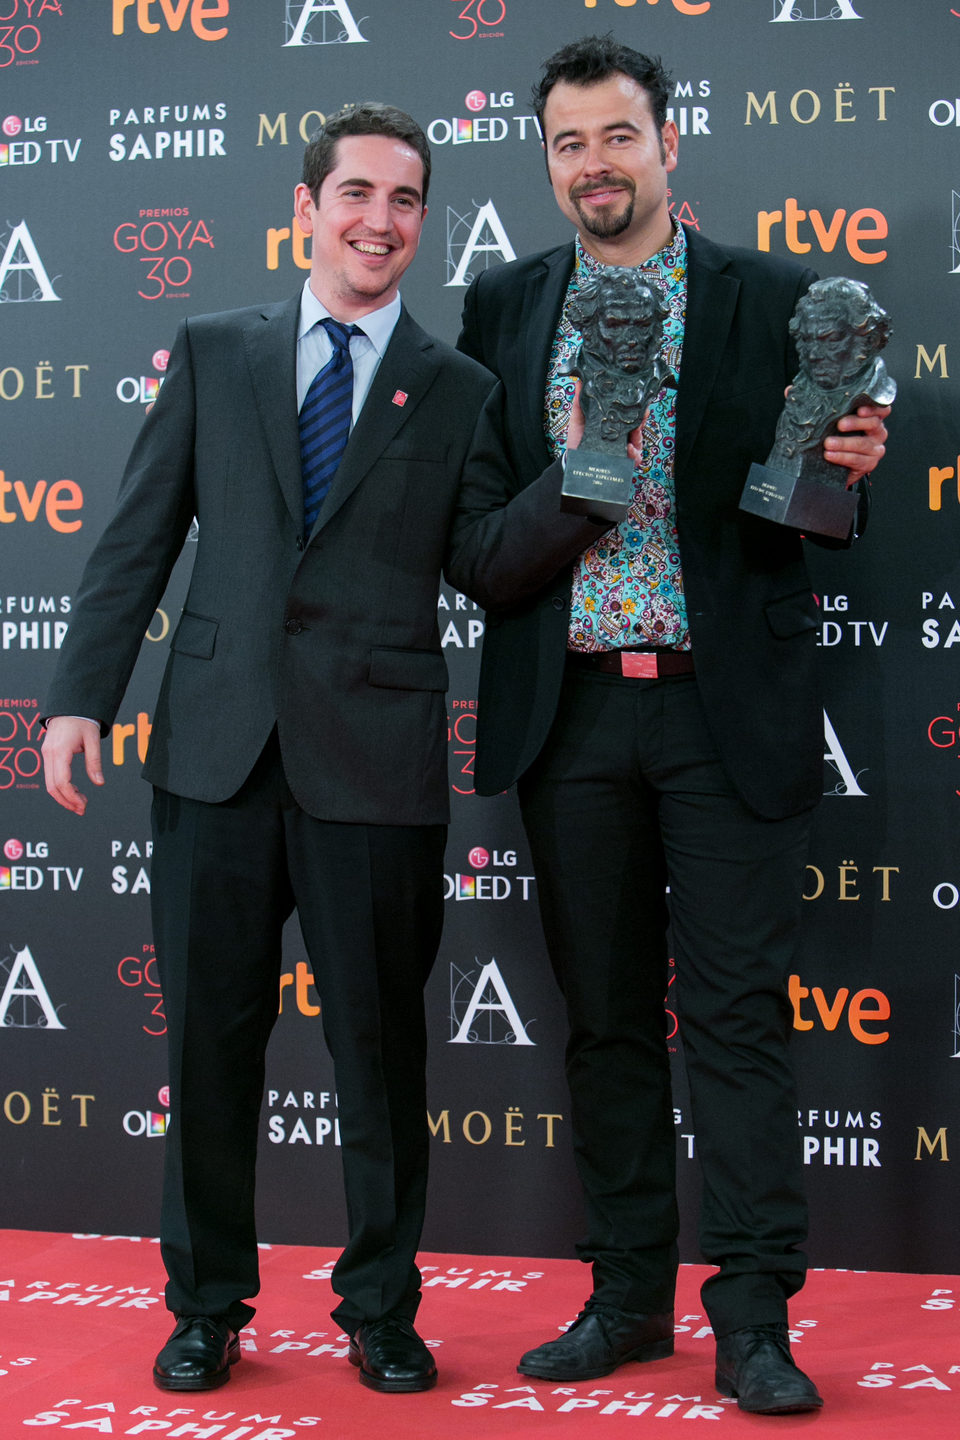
[153,1364,232,1391]
[518,1335,675,1380]
[356,1367,438,1393]
[716,1374,824,1413]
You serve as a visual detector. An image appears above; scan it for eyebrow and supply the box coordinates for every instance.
[335,175,422,202]
[550,120,642,149]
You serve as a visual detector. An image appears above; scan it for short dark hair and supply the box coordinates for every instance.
[302,101,431,207]
[532,33,671,134]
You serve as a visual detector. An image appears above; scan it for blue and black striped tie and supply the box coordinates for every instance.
[299,317,361,532]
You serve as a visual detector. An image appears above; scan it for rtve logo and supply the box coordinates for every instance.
[582,0,709,12]
[112,0,229,41]
[0,471,82,532]
[757,199,887,264]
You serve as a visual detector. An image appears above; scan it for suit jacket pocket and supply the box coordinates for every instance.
[171,610,218,660]
[765,591,818,639]
[367,646,448,691]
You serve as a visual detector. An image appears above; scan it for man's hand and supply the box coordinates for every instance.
[567,381,646,463]
[42,716,104,815]
[567,382,585,451]
[823,402,890,488]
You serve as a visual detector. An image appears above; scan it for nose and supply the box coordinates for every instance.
[364,194,393,232]
[580,140,613,176]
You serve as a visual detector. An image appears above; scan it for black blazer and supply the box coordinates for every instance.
[45,295,497,826]
[449,226,859,821]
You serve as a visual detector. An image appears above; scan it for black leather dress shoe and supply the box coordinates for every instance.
[153,1315,240,1391]
[348,1316,438,1392]
[715,1324,823,1414]
[517,1302,675,1380]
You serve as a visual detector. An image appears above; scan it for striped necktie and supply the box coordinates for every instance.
[299,317,361,532]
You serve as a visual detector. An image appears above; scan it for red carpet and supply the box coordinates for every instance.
[1,1231,956,1438]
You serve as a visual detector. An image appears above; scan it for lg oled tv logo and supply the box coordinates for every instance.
[427,90,541,149]
[116,347,169,407]
[123,1087,169,1138]
[444,844,535,903]
[1,113,81,167]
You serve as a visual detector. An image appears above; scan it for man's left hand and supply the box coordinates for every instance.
[823,403,890,488]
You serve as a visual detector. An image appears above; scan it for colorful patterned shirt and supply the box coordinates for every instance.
[545,224,690,652]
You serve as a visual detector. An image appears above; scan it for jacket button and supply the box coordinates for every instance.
[284,618,303,635]
[296,536,305,552]
[551,595,566,611]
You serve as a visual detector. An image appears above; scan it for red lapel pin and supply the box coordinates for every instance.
[392,390,408,407]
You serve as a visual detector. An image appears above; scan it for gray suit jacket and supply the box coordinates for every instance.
[45,294,497,825]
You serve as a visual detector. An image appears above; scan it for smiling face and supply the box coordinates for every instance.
[542,73,678,266]
[294,132,426,320]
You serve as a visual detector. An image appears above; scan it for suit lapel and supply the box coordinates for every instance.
[311,307,438,535]
[512,246,574,478]
[242,294,302,531]
[675,226,740,479]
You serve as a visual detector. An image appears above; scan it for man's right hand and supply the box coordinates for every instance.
[42,716,104,815]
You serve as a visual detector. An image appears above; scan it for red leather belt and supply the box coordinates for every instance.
[566,649,695,679]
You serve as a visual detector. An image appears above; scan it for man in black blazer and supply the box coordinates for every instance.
[447,37,889,1415]
[42,103,498,1395]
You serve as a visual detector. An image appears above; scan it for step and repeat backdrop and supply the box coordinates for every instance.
[2,0,959,1281]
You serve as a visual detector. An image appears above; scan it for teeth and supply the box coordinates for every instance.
[353,241,390,255]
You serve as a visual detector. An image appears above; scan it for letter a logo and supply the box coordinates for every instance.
[449,959,535,1045]
[283,0,367,46]
[445,200,516,287]
[0,946,66,1029]
[823,710,867,797]
[771,0,862,19]
[0,220,62,303]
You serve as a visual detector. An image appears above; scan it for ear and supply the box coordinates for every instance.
[293,182,315,236]
[661,119,679,174]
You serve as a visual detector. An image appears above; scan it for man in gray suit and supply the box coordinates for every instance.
[42,103,497,1395]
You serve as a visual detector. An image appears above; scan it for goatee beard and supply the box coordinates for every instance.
[572,189,635,240]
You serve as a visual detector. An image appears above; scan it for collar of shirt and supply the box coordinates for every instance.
[296,279,401,415]
[574,215,687,286]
